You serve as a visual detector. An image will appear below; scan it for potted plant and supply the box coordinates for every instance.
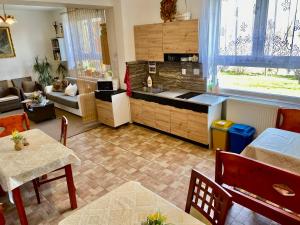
[33,56,53,88]
[11,130,24,151]
[141,211,172,225]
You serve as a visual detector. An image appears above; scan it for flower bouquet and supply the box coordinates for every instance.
[141,211,172,225]
[11,130,24,151]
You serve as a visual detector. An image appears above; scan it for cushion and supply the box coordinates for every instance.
[22,81,36,93]
[0,95,19,103]
[0,87,8,98]
[65,84,78,97]
[44,85,53,94]
[46,92,79,109]
[12,77,32,89]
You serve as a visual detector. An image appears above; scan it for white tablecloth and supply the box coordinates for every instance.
[0,129,81,191]
[242,128,300,174]
[59,181,203,225]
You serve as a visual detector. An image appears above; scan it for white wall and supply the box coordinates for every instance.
[112,0,202,88]
[0,8,60,81]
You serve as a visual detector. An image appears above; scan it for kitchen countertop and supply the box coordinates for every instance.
[132,88,227,106]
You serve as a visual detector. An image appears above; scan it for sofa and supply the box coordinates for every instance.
[45,77,82,116]
[11,77,43,101]
[0,80,21,113]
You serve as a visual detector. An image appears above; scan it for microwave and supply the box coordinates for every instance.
[97,79,119,91]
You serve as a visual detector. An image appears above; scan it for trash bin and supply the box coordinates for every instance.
[211,120,234,151]
[228,124,256,154]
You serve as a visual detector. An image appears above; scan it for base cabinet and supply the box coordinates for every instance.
[96,92,130,127]
[130,98,209,145]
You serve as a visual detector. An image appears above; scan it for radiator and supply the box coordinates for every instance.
[226,99,279,136]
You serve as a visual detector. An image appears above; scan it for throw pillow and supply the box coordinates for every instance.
[22,81,36,93]
[65,83,78,97]
[0,87,8,98]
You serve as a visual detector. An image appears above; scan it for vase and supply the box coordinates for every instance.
[14,141,23,151]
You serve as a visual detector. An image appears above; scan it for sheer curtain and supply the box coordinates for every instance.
[64,8,106,77]
[200,0,300,92]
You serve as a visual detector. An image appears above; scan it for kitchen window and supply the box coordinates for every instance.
[216,0,300,99]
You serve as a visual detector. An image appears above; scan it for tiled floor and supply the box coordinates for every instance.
[1,124,278,225]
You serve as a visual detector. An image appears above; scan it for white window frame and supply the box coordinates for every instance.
[217,0,300,103]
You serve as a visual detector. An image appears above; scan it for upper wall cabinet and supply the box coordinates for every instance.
[134,19,199,61]
[163,19,199,54]
[134,23,163,62]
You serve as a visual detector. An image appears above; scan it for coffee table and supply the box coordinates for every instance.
[22,100,56,123]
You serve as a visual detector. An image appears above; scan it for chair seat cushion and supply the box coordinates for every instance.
[46,92,79,109]
[0,95,19,103]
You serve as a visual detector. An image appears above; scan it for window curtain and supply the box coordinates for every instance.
[200,0,300,92]
[64,8,106,77]
[200,0,221,92]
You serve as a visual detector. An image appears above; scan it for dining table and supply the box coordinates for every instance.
[0,129,81,225]
[58,181,204,225]
[241,128,300,174]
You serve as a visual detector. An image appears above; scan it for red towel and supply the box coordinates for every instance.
[124,64,132,96]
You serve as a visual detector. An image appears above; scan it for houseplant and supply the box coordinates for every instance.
[33,56,53,87]
[11,130,24,151]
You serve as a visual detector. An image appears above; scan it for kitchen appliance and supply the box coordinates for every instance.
[97,79,119,91]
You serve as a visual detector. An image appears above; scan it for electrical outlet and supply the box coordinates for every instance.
[193,68,200,75]
[182,68,187,75]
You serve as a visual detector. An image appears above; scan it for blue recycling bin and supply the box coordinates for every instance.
[228,124,256,154]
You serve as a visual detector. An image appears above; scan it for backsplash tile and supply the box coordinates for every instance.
[127,61,206,92]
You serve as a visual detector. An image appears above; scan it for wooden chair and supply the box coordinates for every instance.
[0,203,5,225]
[276,108,300,133]
[215,150,300,225]
[0,113,30,137]
[185,169,232,225]
[32,116,69,204]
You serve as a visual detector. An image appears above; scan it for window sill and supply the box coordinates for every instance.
[218,88,300,109]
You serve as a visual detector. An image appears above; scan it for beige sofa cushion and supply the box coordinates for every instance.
[0,95,19,103]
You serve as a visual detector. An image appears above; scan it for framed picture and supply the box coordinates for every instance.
[0,27,16,58]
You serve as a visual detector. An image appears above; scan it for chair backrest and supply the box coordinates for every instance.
[215,150,300,214]
[60,116,68,146]
[276,108,300,133]
[0,113,30,137]
[0,203,5,225]
[185,169,232,225]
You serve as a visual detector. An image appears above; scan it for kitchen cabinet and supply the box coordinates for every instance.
[96,92,130,127]
[134,20,198,61]
[130,98,210,145]
[163,19,199,54]
[134,23,163,61]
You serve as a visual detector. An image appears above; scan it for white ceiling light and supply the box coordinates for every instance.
[0,4,17,25]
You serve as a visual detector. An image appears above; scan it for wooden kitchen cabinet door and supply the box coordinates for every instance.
[155,104,171,132]
[134,25,149,61]
[134,23,163,61]
[163,19,199,54]
[147,24,163,61]
[130,99,144,124]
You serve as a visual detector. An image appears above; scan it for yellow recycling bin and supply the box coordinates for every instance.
[211,120,234,151]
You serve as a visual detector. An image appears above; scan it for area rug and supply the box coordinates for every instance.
[0,108,99,140]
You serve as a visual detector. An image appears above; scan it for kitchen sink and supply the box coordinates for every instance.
[175,92,202,99]
[137,87,165,94]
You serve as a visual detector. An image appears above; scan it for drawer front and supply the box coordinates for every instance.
[187,111,208,125]
[187,130,209,144]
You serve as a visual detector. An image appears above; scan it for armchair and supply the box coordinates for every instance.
[0,80,21,113]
